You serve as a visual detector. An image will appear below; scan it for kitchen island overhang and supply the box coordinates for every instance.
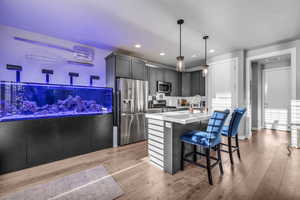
[146,111,210,174]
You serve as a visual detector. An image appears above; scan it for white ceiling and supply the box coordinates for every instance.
[1,0,300,67]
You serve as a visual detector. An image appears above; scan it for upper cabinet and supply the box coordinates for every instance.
[164,69,180,96]
[131,58,148,80]
[149,67,180,96]
[149,67,164,96]
[181,72,191,96]
[181,71,205,96]
[106,53,179,96]
[191,71,205,96]
[106,54,148,81]
[115,55,132,78]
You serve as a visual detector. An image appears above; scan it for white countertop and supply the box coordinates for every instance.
[145,111,210,124]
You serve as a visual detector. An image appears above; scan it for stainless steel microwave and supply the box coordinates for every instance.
[157,81,172,94]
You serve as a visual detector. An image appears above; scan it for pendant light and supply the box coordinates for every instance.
[176,19,185,72]
[202,35,209,77]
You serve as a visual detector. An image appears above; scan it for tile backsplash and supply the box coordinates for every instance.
[163,96,206,107]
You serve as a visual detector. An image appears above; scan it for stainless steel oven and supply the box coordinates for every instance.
[157,81,172,94]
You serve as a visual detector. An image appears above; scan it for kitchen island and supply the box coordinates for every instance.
[145,111,210,174]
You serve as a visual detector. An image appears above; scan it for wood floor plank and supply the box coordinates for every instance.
[0,129,299,200]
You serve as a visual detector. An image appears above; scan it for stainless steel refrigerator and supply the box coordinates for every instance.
[116,78,148,145]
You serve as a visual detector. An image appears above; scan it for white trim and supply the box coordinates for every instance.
[245,47,297,138]
[208,58,238,66]
[262,66,291,72]
[187,58,239,72]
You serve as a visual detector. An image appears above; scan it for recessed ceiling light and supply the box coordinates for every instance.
[209,49,215,53]
[160,52,165,56]
[134,44,141,48]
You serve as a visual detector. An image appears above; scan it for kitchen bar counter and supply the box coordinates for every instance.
[145,111,210,174]
[146,111,210,124]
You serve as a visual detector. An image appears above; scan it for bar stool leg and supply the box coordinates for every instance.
[193,145,197,162]
[181,142,185,170]
[228,136,234,164]
[235,135,241,160]
[217,144,224,174]
[205,148,213,185]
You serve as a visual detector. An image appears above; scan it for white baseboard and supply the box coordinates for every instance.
[113,126,118,147]
[238,135,247,140]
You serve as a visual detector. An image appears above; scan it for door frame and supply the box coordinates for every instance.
[261,66,291,130]
[246,47,297,137]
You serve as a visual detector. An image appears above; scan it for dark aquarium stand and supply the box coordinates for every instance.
[0,113,113,174]
[0,81,113,174]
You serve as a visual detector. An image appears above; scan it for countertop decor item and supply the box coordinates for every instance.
[176,19,185,72]
[0,81,113,122]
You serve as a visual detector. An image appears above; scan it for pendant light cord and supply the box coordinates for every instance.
[204,37,207,64]
[179,24,182,57]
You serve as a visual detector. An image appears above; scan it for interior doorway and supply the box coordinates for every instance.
[262,67,291,131]
[250,54,292,131]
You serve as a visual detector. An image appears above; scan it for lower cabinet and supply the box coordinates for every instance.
[0,121,27,173]
[0,114,113,174]
[60,117,92,158]
[91,115,113,151]
[26,119,63,167]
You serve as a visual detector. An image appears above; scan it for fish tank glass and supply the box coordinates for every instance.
[0,81,113,122]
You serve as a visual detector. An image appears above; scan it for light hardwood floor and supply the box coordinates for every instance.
[0,129,299,200]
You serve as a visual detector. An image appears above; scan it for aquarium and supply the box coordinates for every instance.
[0,81,113,122]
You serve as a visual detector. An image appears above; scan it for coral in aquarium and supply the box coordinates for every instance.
[0,82,112,122]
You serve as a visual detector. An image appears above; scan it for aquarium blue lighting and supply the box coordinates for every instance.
[0,81,113,122]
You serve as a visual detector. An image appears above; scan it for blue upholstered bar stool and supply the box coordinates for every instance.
[180,110,230,185]
[220,108,246,164]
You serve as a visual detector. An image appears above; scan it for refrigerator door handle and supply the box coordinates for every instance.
[116,91,121,126]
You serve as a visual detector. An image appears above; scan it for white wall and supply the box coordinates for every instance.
[205,50,247,138]
[0,25,111,86]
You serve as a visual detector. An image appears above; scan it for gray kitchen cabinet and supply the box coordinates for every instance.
[181,72,191,96]
[191,71,205,96]
[131,58,147,80]
[191,71,200,96]
[149,67,164,96]
[106,53,148,81]
[115,55,131,78]
[164,69,179,96]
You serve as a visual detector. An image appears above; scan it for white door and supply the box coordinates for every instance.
[262,67,291,131]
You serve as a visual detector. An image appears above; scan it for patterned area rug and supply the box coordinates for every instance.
[1,165,124,200]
